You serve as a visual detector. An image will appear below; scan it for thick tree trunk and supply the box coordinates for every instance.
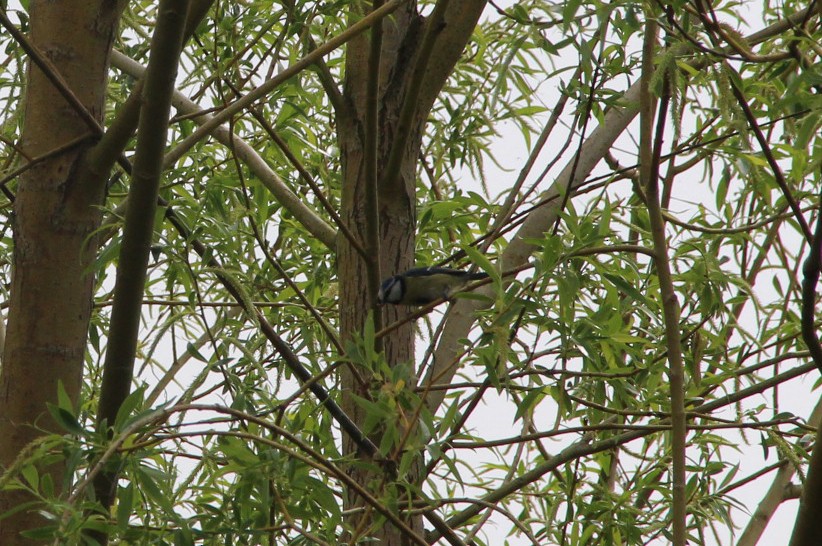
[338,6,420,543]
[0,1,124,543]
[337,2,487,543]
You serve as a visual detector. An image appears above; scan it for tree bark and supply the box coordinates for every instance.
[0,1,124,543]
[337,2,487,542]
[789,424,822,546]
[338,4,419,542]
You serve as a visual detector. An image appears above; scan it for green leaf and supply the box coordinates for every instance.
[56,380,74,413]
[515,388,545,421]
[135,465,175,513]
[462,244,498,280]
[21,464,38,490]
[117,483,135,531]
[114,386,146,430]
[20,525,59,540]
[46,403,84,435]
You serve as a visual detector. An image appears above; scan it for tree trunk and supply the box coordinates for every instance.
[789,423,822,546]
[337,2,487,543]
[338,5,420,542]
[0,1,124,543]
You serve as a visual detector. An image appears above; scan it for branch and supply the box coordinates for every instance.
[154,196,380,460]
[480,65,582,253]
[432,361,818,539]
[110,50,338,249]
[249,109,364,256]
[802,197,822,374]
[423,5,820,416]
[164,0,410,168]
[382,0,453,193]
[1,1,216,203]
[423,79,643,413]
[723,62,813,242]
[93,0,216,176]
[789,193,822,546]
[382,0,486,197]
[740,393,822,546]
[639,14,687,546]
[231,154,346,356]
[144,307,242,408]
[94,0,191,531]
[0,134,94,201]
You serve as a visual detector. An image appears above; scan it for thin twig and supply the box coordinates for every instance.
[723,62,813,243]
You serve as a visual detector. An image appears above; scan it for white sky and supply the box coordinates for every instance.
[1,0,814,544]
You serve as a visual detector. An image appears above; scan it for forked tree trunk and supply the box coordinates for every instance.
[337,3,487,543]
[338,6,420,542]
[0,2,125,544]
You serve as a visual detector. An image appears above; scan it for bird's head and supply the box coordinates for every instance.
[377,274,404,304]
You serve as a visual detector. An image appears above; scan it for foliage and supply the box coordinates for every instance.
[1,0,821,544]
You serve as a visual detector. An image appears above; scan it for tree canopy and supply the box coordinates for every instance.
[1,1,822,545]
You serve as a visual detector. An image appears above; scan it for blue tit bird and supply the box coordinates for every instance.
[377,267,489,306]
